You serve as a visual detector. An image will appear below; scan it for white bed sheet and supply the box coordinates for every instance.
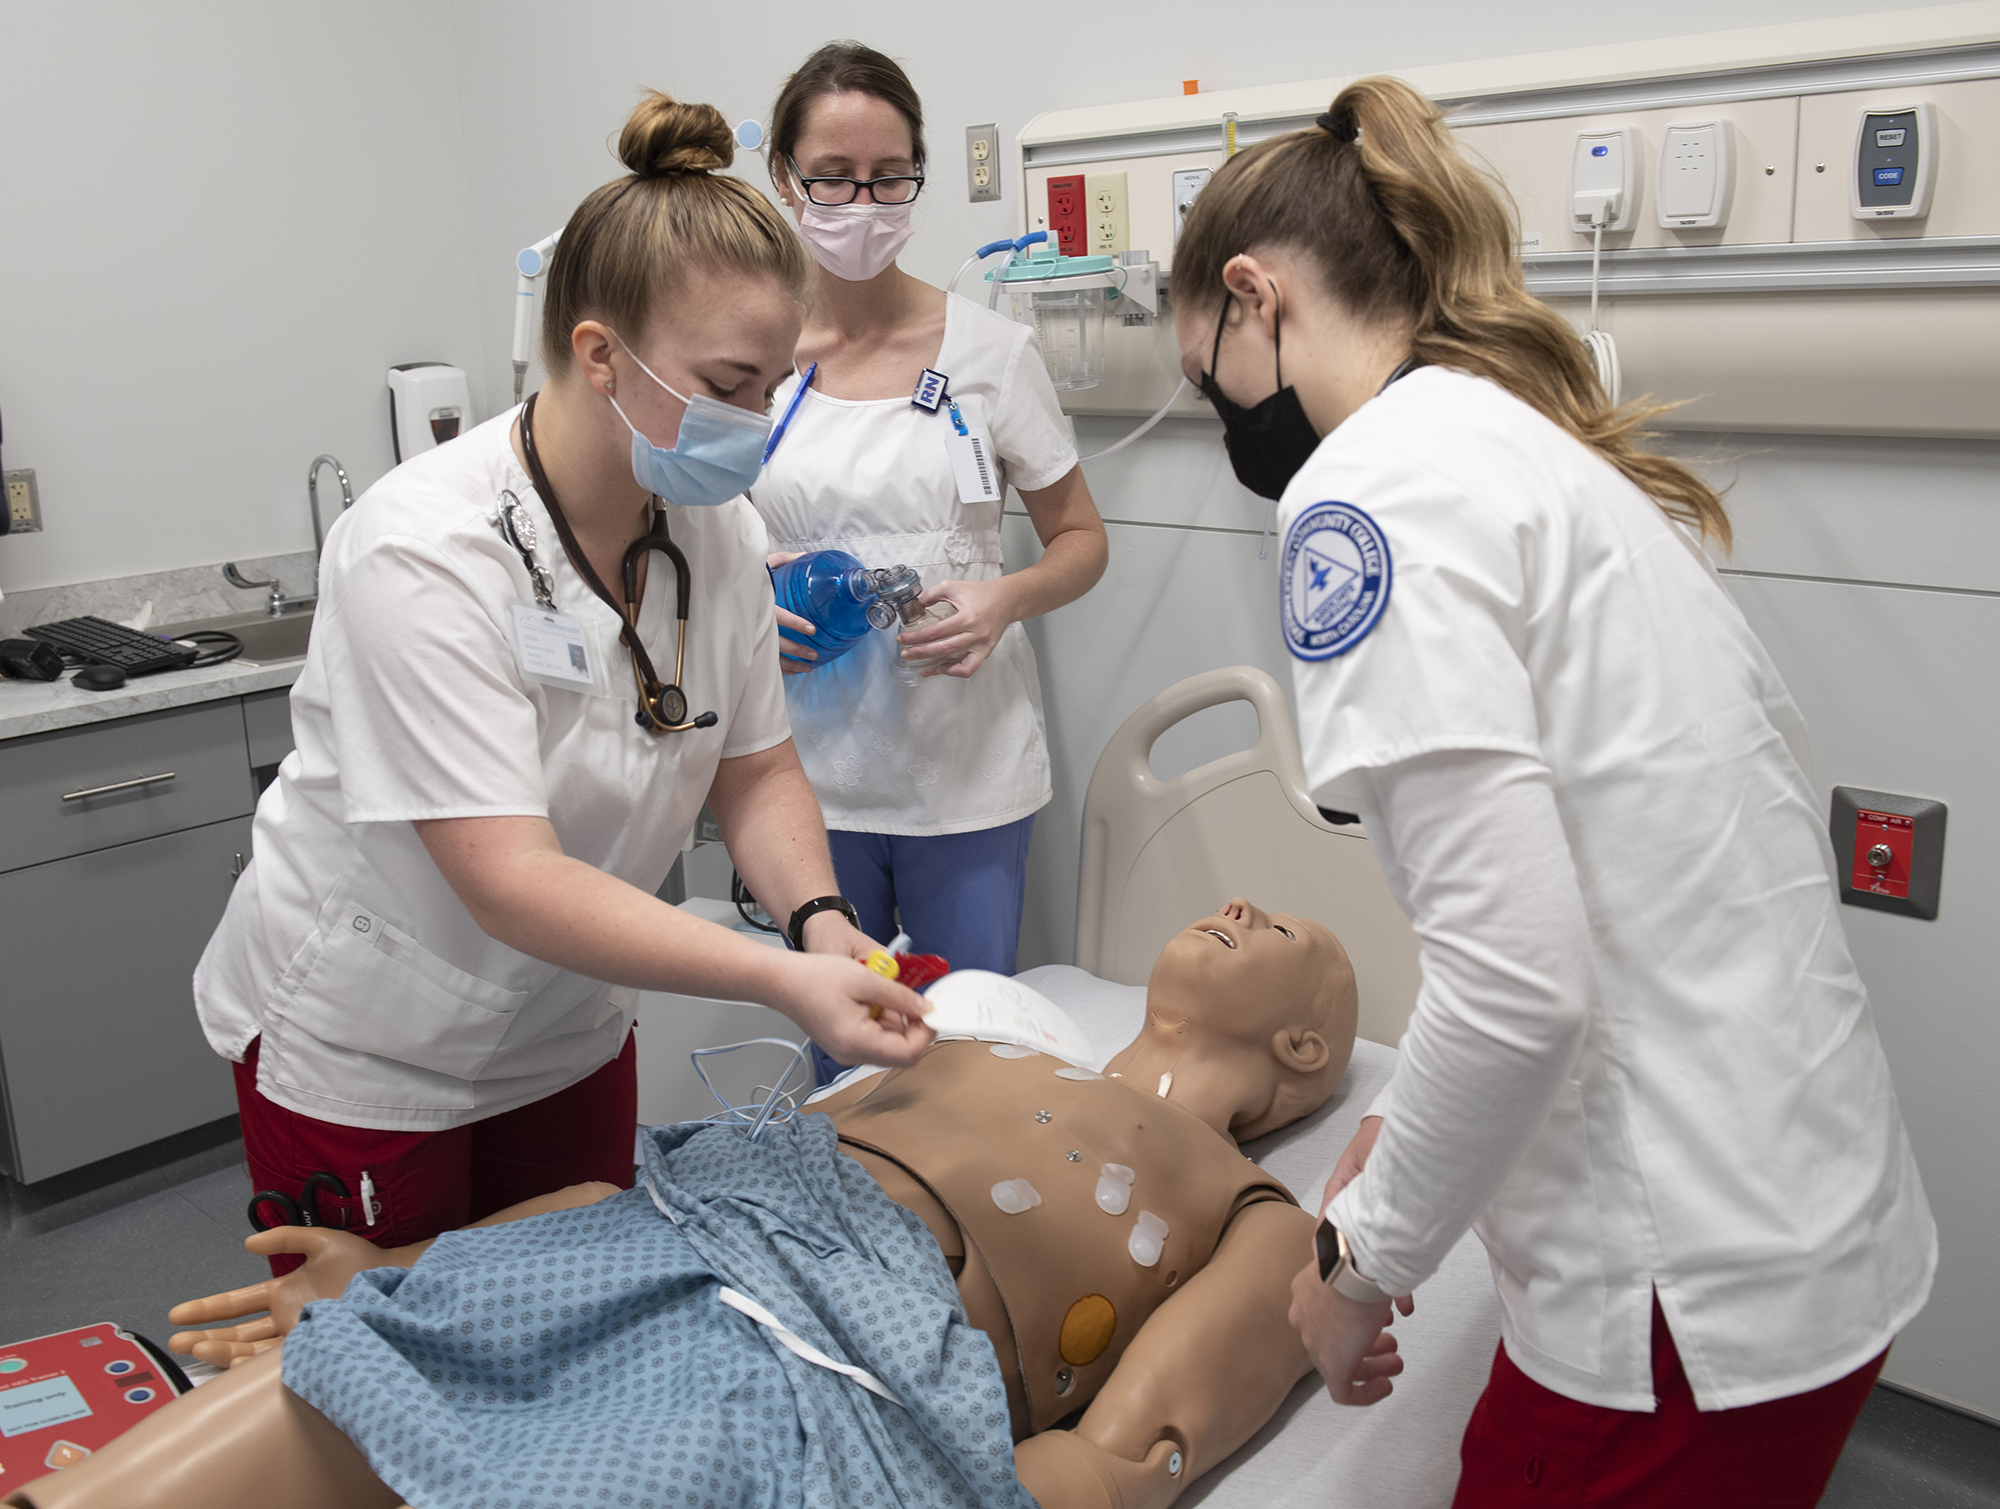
[1016,965,1502,1509]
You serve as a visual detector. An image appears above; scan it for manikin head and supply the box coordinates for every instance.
[1104,899,1357,1143]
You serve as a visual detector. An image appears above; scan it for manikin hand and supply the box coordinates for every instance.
[766,551,821,675]
[900,577,1018,679]
[1288,1264,1405,1407]
[166,1227,409,1367]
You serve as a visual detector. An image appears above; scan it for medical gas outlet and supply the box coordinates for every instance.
[1852,104,1936,219]
[1656,120,1733,229]
[1570,127,1639,231]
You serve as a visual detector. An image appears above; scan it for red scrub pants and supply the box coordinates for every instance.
[232,1031,637,1275]
[1454,1297,1885,1507]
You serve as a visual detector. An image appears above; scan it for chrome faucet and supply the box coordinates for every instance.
[222,454,354,616]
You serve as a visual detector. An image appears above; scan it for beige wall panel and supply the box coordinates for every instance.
[1454,97,1801,252]
[1549,290,2000,434]
[1794,76,2000,240]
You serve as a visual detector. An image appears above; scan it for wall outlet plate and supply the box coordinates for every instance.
[966,123,1001,204]
[4,469,42,533]
[1172,167,1212,242]
[1086,171,1129,256]
[1831,785,1947,920]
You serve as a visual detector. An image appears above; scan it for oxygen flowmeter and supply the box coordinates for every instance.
[1851,103,1936,220]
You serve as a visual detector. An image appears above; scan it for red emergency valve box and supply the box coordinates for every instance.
[1047,175,1086,255]
[1830,786,1946,921]
[0,1323,189,1496]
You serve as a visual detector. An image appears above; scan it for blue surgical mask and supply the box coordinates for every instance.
[606,334,773,507]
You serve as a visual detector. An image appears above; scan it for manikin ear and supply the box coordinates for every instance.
[570,320,620,398]
[1270,1025,1332,1078]
[1220,253,1285,344]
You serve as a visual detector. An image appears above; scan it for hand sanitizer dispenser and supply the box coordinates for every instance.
[387,363,472,463]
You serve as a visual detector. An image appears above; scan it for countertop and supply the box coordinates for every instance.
[0,658,304,743]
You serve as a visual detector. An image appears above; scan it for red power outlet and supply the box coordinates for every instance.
[1047,175,1086,255]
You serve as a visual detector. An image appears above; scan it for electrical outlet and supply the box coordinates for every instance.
[1047,174,1086,255]
[965,124,1001,204]
[4,469,41,533]
[1086,171,1128,256]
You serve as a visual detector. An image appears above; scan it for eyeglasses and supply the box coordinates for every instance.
[786,154,925,207]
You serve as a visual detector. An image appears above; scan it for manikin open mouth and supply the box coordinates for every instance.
[1199,928,1237,948]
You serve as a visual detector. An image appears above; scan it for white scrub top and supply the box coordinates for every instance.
[195,409,791,1131]
[749,294,1077,836]
[1290,368,1935,1410]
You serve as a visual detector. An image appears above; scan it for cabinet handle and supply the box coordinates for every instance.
[61,771,178,802]
[230,852,246,880]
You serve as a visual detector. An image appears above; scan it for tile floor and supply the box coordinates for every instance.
[4,1123,1997,1508]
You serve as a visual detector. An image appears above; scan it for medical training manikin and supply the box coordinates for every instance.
[9,900,1355,1509]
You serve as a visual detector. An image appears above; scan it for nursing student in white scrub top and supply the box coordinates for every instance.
[750,45,1108,1082]
[193,93,931,1272]
[1175,79,1936,1507]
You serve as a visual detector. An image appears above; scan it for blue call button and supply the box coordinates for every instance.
[1874,167,1905,186]
[1590,145,1609,156]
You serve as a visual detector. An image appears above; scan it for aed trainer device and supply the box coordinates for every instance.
[0,1323,189,1495]
[1851,103,1936,220]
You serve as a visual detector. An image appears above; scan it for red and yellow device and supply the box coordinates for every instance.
[0,1323,188,1494]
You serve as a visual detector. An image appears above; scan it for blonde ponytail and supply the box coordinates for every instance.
[1175,77,1730,548]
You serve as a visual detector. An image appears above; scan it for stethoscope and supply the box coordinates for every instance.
[510,393,717,734]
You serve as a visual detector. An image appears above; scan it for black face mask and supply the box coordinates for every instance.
[1198,292,1323,501]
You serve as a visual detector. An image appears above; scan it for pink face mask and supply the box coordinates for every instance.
[796,201,915,282]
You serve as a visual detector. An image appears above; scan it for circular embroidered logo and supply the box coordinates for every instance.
[1280,502,1391,660]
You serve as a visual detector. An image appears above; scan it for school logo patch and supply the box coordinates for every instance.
[1281,502,1391,660]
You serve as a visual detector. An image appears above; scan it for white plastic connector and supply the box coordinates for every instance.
[1656,120,1734,229]
[1570,128,1639,233]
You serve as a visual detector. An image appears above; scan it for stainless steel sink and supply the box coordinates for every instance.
[159,607,316,666]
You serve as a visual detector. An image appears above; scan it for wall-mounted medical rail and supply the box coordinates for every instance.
[1021,41,2000,168]
[1521,234,2000,297]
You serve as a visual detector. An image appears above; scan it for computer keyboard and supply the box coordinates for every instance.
[24,616,200,676]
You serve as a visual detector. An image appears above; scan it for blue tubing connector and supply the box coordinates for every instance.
[974,237,1016,259]
[1013,231,1049,251]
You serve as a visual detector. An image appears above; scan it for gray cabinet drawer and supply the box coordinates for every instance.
[0,815,245,1182]
[242,686,295,769]
[0,700,254,873]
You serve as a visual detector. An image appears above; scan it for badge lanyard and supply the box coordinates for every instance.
[496,489,602,696]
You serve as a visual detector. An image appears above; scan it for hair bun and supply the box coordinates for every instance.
[619,90,734,178]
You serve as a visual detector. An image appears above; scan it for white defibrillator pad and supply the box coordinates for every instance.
[921,970,1097,1065]
[509,603,616,697]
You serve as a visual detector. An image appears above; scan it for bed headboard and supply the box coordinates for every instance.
[1075,666,1422,1048]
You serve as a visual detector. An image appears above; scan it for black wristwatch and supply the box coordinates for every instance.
[787,895,859,953]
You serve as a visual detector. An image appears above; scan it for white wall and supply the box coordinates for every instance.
[0,0,488,595]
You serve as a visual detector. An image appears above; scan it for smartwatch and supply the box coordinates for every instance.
[787,895,859,953]
[1314,1217,1393,1304]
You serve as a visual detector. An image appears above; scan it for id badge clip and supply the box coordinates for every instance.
[942,398,1002,506]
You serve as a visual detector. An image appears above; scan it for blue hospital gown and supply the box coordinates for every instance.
[282,1115,1034,1509]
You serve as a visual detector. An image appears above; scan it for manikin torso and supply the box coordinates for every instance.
[829,1041,1294,1436]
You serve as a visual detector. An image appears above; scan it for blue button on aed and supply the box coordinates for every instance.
[1874,167,1905,186]
[1590,145,1609,157]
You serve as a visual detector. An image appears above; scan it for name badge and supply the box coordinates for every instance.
[510,602,595,691]
[912,368,949,412]
[945,430,1002,505]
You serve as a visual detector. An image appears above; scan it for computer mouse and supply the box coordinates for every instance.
[73,664,128,691]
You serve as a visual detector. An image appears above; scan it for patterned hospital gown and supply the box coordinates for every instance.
[282,1115,1033,1509]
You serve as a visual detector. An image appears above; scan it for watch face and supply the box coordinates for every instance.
[1315,1218,1340,1284]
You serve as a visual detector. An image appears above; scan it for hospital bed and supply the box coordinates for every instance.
[636,666,1503,1505]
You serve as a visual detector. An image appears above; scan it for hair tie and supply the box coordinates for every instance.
[1316,112,1359,144]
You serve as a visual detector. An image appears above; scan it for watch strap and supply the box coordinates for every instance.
[1317,1217,1393,1304]
[787,895,859,953]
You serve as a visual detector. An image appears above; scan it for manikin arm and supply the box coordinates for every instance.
[168,1182,621,1366]
[1013,1200,1323,1509]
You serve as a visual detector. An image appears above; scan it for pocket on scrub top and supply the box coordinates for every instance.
[274,900,530,1083]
